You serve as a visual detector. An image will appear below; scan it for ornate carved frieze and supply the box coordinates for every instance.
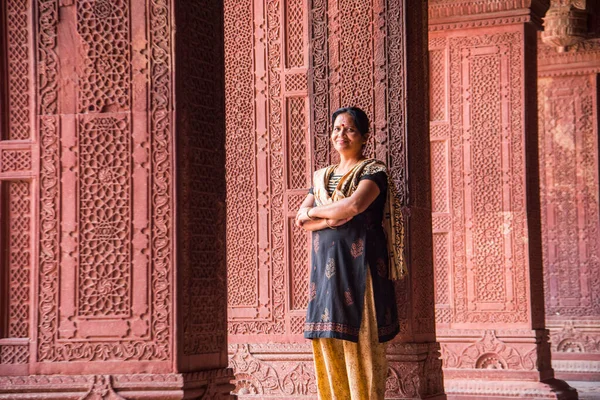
[440,330,547,371]
[228,343,444,399]
[549,322,600,354]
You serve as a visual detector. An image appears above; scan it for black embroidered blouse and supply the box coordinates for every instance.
[304,169,400,343]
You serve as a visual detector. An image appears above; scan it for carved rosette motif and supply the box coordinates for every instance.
[77,116,132,318]
[441,330,540,370]
[6,181,31,339]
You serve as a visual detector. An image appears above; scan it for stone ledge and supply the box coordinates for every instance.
[0,369,235,400]
[443,378,577,399]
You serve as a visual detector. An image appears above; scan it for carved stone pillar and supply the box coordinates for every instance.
[225,0,444,398]
[538,38,600,382]
[0,0,233,398]
[428,0,576,398]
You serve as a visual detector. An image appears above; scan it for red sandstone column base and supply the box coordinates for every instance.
[386,343,446,399]
[229,343,446,399]
[437,329,577,399]
[0,369,235,400]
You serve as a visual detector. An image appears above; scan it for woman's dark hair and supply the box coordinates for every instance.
[331,107,370,136]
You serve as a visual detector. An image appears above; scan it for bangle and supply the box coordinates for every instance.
[307,208,315,220]
[325,219,336,230]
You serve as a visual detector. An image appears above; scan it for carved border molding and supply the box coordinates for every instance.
[0,370,235,399]
[443,378,577,397]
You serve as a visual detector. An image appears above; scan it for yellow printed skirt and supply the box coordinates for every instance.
[311,272,388,400]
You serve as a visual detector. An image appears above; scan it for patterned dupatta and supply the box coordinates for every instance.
[312,159,407,280]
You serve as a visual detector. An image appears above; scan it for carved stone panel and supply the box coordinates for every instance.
[225,0,310,340]
[431,30,534,328]
[538,72,600,381]
[538,74,600,320]
[3,0,32,140]
[33,0,173,371]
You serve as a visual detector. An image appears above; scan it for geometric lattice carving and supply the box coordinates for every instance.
[285,73,308,92]
[285,0,304,68]
[433,233,449,305]
[287,97,308,189]
[290,223,309,311]
[6,0,31,140]
[77,0,130,113]
[290,316,305,335]
[226,0,288,336]
[431,141,448,213]
[225,0,258,310]
[6,181,31,338]
[429,49,446,122]
[0,345,29,364]
[1,150,32,173]
[78,116,131,317]
[470,52,504,304]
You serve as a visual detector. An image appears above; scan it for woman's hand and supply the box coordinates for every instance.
[295,207,313,226]
[327,217,352,227]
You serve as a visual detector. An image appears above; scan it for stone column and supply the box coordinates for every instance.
[538,34,600,381]
[225,0,445,398]
[0,0,233,398]
[428,0,576,398]
[310,0,446,398]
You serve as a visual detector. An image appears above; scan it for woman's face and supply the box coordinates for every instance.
[331,113,365,157]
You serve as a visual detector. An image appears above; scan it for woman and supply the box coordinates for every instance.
[295,107,405,399]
